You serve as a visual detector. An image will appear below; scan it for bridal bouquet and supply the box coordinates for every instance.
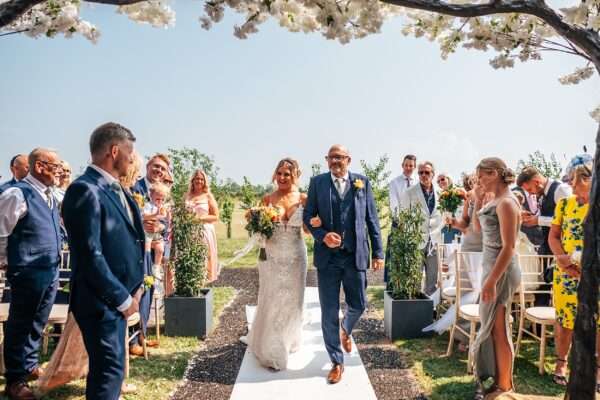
[437,185,467,226]
[243,205,282,260]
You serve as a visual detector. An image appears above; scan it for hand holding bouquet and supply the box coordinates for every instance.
[244,205,282,260]
[438,185,467,226]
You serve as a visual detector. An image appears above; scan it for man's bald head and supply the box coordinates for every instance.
[28,148,61,187]
[10,154,29,180]
[326,144,352,178]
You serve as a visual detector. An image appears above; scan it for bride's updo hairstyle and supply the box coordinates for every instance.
[272,158,302,185]
[476,157,516,185]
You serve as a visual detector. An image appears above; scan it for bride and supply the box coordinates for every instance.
[246,158,308,371]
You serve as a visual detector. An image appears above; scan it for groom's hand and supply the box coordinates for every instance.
[323,232,342,248]
[372,258,384,271]
[122,297,140,319]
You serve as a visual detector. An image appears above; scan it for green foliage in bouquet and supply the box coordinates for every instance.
[244,206,280,239]
[170,201,208,297]
[387,205,425,300]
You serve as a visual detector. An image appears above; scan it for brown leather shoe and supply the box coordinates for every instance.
[327,364,344,384]
[340,327,352,353]
[5,381,36,400]
[129,344,144,356]
[145,339,160,348]
[26,366,44,381]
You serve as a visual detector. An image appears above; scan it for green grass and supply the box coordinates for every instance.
[368,287,568,400]
[2,286,236,400]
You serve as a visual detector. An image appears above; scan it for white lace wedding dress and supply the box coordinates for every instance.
[247,206,308,370]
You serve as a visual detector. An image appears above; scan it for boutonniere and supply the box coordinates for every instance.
[353,178,365,190]
[132,192,145,208]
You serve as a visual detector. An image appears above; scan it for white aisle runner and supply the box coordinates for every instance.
[230,287,377,400]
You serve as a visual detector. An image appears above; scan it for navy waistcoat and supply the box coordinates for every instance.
[331,185,357,252]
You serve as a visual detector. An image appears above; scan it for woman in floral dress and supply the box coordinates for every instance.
[548,159,596,387]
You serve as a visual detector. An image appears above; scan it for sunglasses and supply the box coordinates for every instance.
[325,155,349,162]
[418,171,432,176]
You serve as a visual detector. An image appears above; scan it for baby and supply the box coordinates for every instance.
[143,182,170,293]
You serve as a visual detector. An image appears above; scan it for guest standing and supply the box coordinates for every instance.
[438,173,461,243]
[0,154,29,193]
[447,175,483,253]
[185,170,220,282]
[471,157,521,399]
[0,148,62,400]
[62,122,145,400]
[399,161,443,295]
[548,160,598,387]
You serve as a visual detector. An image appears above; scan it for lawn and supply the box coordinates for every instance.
[6,286,237,400]
[367,287,570,400]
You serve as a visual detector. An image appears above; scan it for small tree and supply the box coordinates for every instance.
[311,163,322,177]
[168,147,219,203]
[387,205,425,300]
[360,155,391,229]
[517,151,563,180]
[239,176,258,210]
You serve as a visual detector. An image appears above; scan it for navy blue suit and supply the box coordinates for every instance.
[62,167,145,400]
[303,172,383,365]
[131,178,149,200]
[4,180,61,385]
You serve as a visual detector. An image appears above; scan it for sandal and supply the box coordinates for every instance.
[552,358,568,386]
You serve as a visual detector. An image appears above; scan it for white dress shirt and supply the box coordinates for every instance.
[330,172,350,195]
[88,165,134,313]
[538,179,572,227]
[389,173,415,214]
[0,174,53,266]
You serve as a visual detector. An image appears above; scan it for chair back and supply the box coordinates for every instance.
[517,254,554,306]
[437,243,458,291]
[454,251,482,309]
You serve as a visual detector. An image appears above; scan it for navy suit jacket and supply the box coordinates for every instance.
[132,178,149,200]
[62,167,145,319]
[303,172,384,270]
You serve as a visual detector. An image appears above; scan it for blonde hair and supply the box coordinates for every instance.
[147,153,171,168]
[571,162,593,188]
[150,182,170,197]
[477,157,515,185]
[272,158,301,184]
[120,151,142,189]
[186,169,210,198]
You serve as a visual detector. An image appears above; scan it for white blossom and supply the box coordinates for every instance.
[559,66,595,85]
[591,104,600,123]
[117,1,175,28]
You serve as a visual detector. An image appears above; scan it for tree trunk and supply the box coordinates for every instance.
[566,124,600,400]
[227,223,232,239]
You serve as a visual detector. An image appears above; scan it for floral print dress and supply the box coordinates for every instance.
[552,195,593,330]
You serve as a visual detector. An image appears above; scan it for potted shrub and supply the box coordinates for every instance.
[384,204,434,340]
[164,147,213,338]
[164,199,212,338]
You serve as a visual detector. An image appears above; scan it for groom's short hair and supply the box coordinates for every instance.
[89,122,136,156]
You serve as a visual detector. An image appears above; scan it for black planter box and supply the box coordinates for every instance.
[164,288,213,338]
[384,290,434,340]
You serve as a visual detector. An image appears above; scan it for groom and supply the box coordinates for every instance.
[303,144,384,384]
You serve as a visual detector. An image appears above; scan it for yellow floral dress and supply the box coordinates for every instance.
[552,196,591,330]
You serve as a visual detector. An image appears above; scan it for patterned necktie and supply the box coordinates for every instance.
[406,177,411,187]
[44,188,53,209]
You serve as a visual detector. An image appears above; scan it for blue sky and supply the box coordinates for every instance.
[0,1,597,186]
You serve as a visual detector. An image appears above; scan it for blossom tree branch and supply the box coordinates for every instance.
[0,0,146,29]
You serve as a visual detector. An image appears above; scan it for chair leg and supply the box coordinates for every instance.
[515,315,525,357]
[42,327,49,356]
[125,328,130,379]
[467,321,476,374]
[539,324,547,375]
[143,332,148,360]
[446,323,456,357]
[154,297,160,343]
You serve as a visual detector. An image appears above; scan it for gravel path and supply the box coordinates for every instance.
[171,267,426,400]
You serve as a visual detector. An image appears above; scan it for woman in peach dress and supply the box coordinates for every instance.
[185,170,220,282]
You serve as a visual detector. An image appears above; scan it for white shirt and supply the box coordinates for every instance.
[88,165,134,313]
[0,174,54,266]
[389,173,415,214]
[538,179,572,227]
[330,172,350,195]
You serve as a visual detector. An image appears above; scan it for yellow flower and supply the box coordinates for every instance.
[132,192,145,208]
[353,178,365,190]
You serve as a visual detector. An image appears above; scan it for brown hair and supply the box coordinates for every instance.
[272,158,301,184]
[477,157,515,185]
[516,166,540,187]
[403,154,417,163]
[462,172,475,192]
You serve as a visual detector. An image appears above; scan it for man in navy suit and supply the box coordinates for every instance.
[303,144,384,384]
[0,148,62,400]
[62,122,145,400]
[0,154,29,194]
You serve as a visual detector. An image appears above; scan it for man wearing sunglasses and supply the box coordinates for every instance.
[399,161,443,296]
[0,148,62,400]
